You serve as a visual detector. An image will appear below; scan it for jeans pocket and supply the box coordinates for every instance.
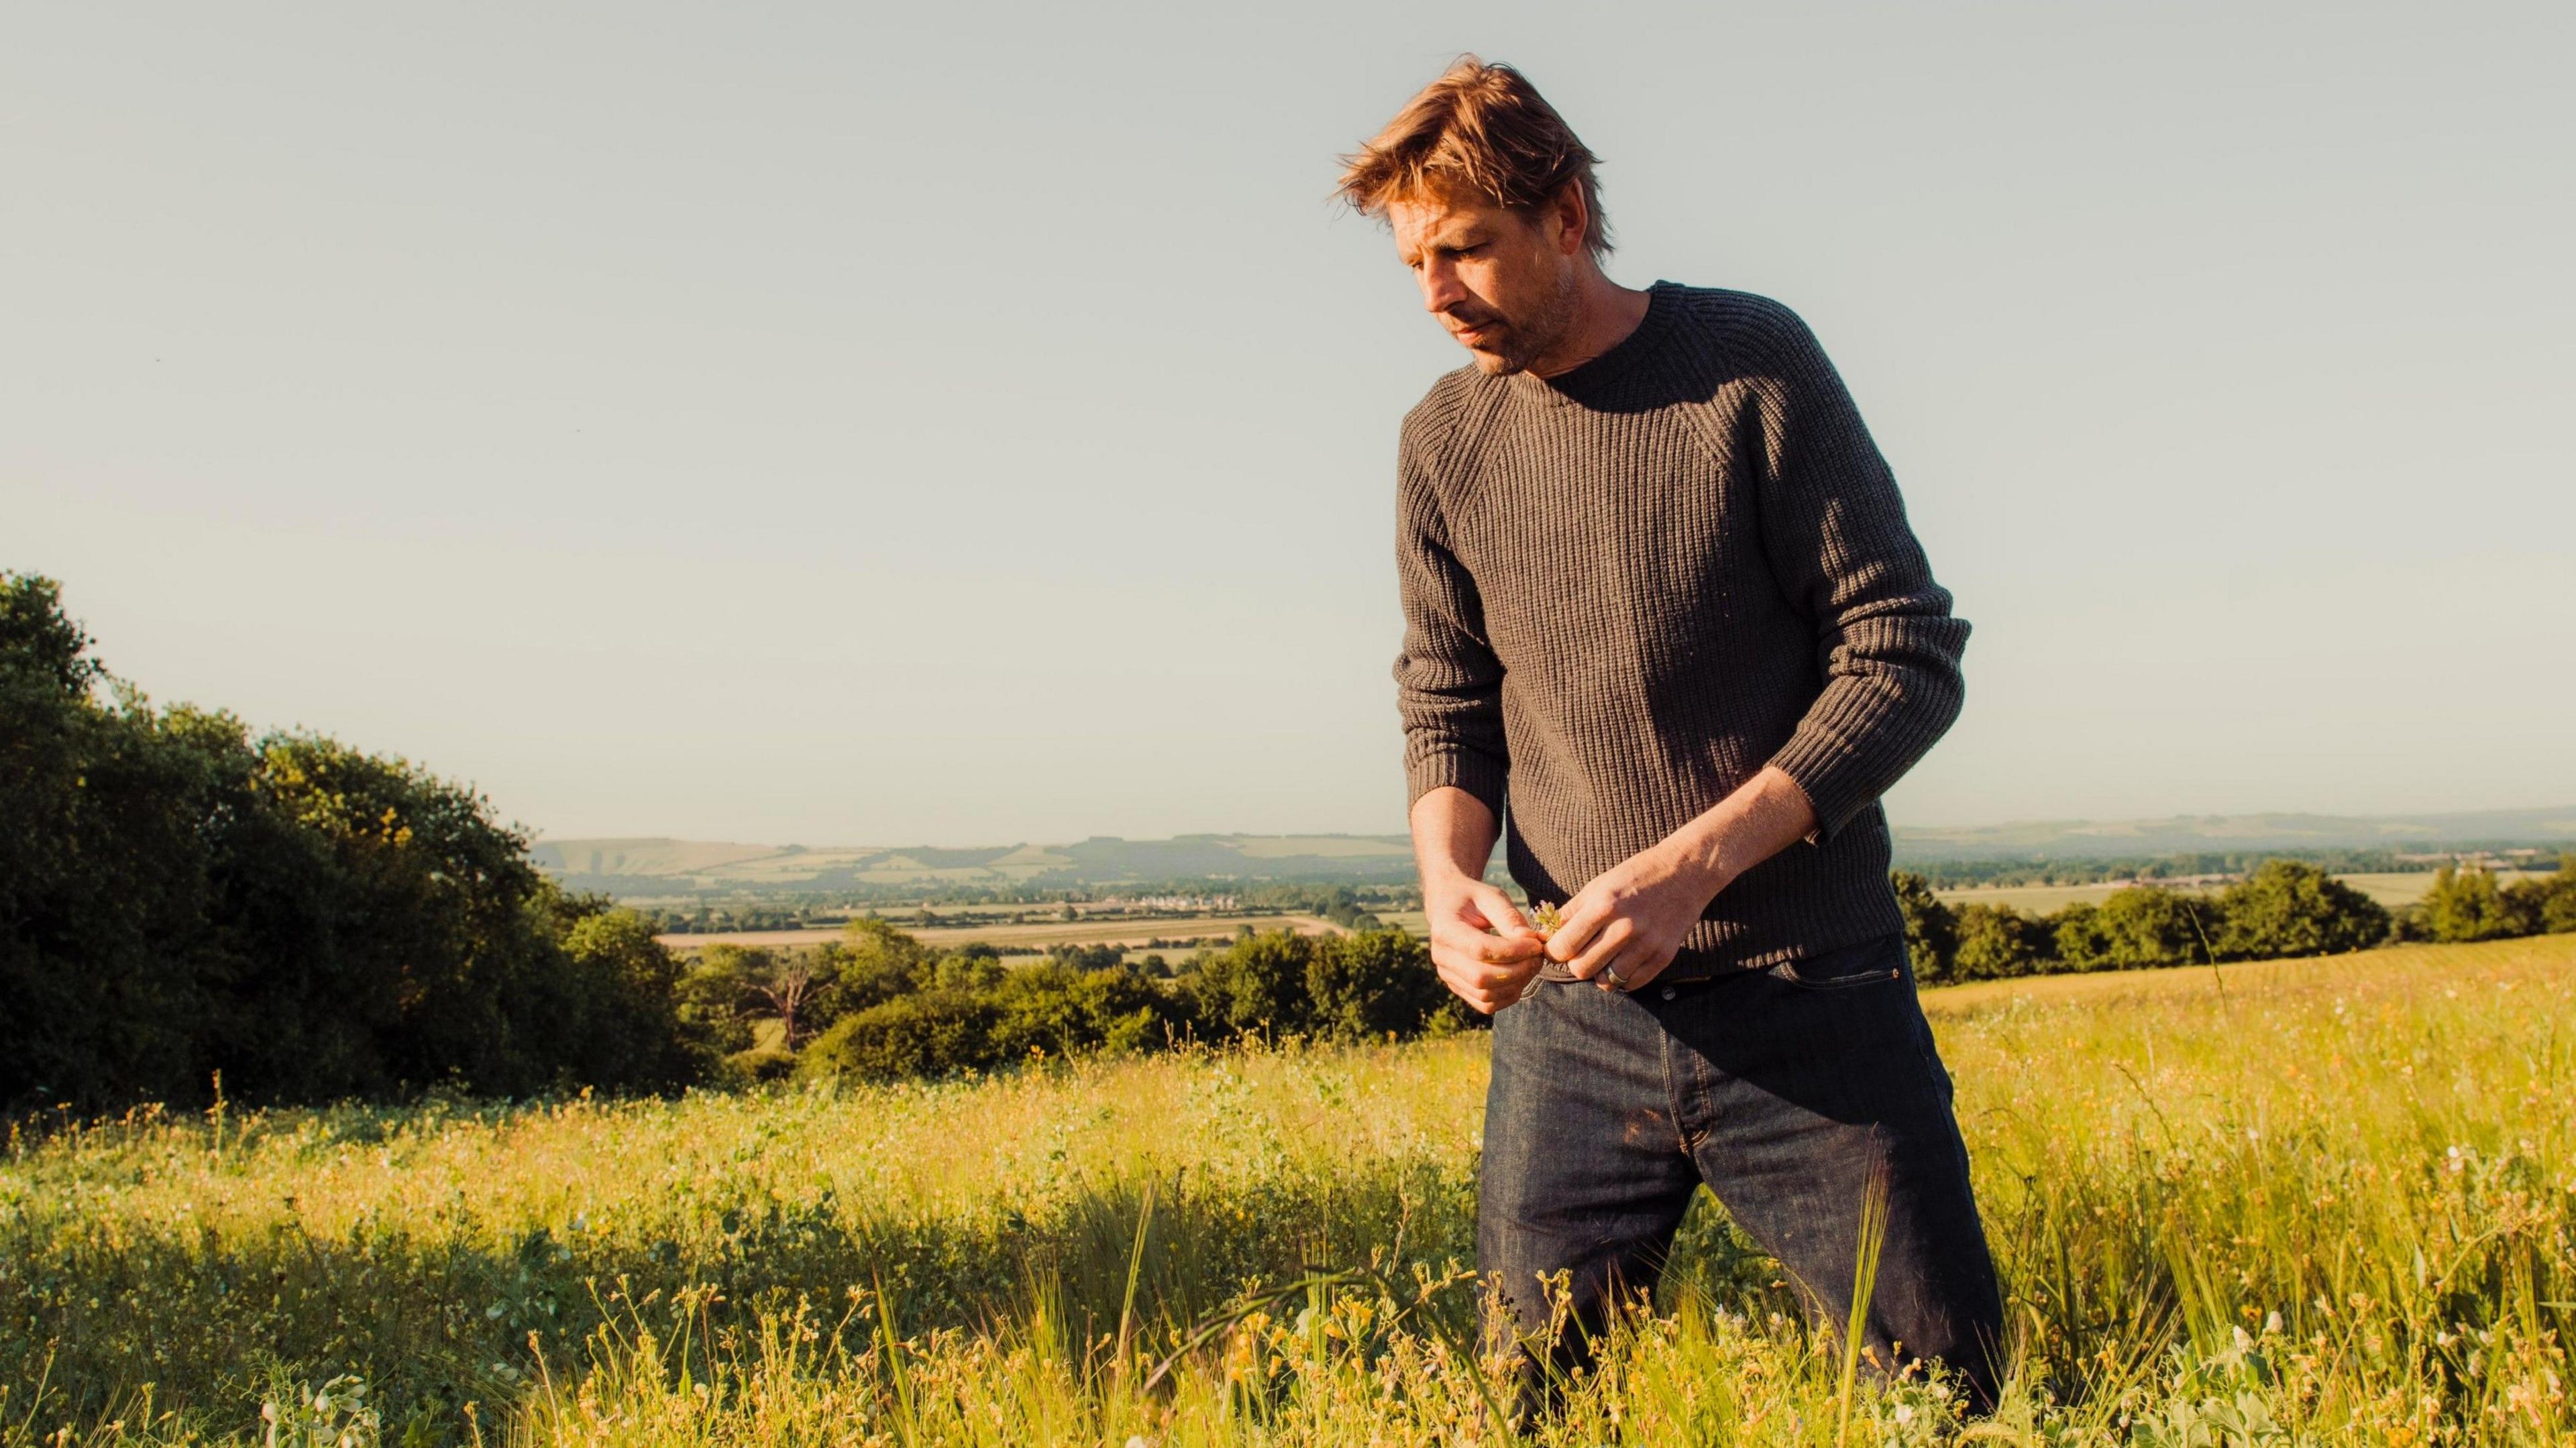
[1766,936,1907,991]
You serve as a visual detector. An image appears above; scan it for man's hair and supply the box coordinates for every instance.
[1337,57,1610,258]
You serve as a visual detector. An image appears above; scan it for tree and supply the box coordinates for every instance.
[1044,942,1124,972]
[991,962,1177,1060]
[2,571,702,1109]
[1890,872,1958,983]
[697,945,839,1050]
[2421,866,2518,943]
[2500,855,2575,938]
[1303,930,1456,1040]
[1187,930,1319,1038]
[2543,855,2576,935]
[1951,904,2049,981]
[527,897,705,1090]
[834,917,937,1011]
[1,610,226,1106]
[2054,888,2213,972]
[2213,860,2390,959]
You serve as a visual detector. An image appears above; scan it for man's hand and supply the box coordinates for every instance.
[1409,785,1544,1014]
[1545,765,1820,993]
[1425,869,1546,1014]
[1540,843,1717,993]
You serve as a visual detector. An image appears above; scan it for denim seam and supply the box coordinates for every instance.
[1654,1019,1701,1156]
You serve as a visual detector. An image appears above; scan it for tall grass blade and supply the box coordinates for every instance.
[871,1266,919,1448]
[1115,1176,1156,1379]
[1837,1160,1892,1448]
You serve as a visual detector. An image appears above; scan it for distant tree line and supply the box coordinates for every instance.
[672,921,1463,1085]
[1892,858,2576,983]
[641,905,830,936]
[1240,883,1387,932]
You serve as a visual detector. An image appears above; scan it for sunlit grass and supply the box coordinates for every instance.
[5,935,2573,1444]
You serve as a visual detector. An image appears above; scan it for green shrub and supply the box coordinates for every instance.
[792,928,1451,1084]
[2054,887,2214,972]
[724,1045,798,1084]
[832,919,939,1011]
[2215,860,2390,958]
[1301,929,1456,1040]
[934,950,1010,993]
[2541,856,2576,934]
[800,991,1005,1082]
[2501,858,2576,937]
[1952,903,2051,980]
[2422,866,2518,943]
[1187,929,1317,1038]
[993,963,1179,1059]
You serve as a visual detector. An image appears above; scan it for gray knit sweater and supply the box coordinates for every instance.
[1393,282,1969,973]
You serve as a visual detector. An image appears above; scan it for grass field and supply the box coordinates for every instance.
[5,934,2574,1443]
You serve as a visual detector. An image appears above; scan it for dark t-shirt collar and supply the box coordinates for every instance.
[1515,280,1682,404]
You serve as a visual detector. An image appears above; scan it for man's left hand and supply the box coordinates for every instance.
[1542,765,1822,993]
[1541,842,1721,993]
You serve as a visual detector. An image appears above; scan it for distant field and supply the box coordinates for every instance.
[659,913,1348,952]
[683,869,2569,950]
[2332,869,2552,905]
[1388,872,2548,931]
[1934,881,2162,911]
[1379,908,1431,938]
[1934,867,2553,913]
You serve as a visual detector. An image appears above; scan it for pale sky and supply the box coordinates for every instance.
[7,2,2570,846]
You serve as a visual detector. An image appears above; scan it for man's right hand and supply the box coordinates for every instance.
[1424,870,1546,1014]
[1409,785,1544,1013]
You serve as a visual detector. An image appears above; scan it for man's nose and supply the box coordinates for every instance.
[1417,260,1466,314]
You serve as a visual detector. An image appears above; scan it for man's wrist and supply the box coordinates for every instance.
[1660,767,1820,901]
[1659,820,1738,901]
[1420,863,1486,897]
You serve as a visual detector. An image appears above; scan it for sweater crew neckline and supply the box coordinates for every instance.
[1510,280,1682,406]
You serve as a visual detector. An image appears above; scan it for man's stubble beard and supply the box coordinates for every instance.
[1468,266,1580,377]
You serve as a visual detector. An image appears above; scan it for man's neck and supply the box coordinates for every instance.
[1529,274,1654,379]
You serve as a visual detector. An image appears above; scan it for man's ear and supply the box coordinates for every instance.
[1550,185,1590,258]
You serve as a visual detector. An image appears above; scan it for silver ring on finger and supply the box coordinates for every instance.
[1606,960,1631,990]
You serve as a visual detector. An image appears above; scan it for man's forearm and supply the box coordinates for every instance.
[1410,785,1501,887]
[1657,765,1820,899]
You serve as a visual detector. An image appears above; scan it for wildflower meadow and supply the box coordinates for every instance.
[5,934,2573,1445]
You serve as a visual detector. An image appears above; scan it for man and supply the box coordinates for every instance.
[1340,58,2006,1406]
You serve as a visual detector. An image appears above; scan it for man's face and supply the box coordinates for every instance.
[1389,192,1580,376]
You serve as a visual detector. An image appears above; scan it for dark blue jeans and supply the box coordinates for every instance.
[1479,930,2004,1406]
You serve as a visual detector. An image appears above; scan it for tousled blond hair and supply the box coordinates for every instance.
[1337,57,1610,258]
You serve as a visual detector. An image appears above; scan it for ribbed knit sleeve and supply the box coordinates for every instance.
[1744,307,1971,841]
[1391,390,1510,821]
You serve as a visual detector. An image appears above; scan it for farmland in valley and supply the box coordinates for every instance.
[661,913,1352,953]
[8,934,2574,1443]
[649,871,2547,956]
[1933,867,2557,915]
